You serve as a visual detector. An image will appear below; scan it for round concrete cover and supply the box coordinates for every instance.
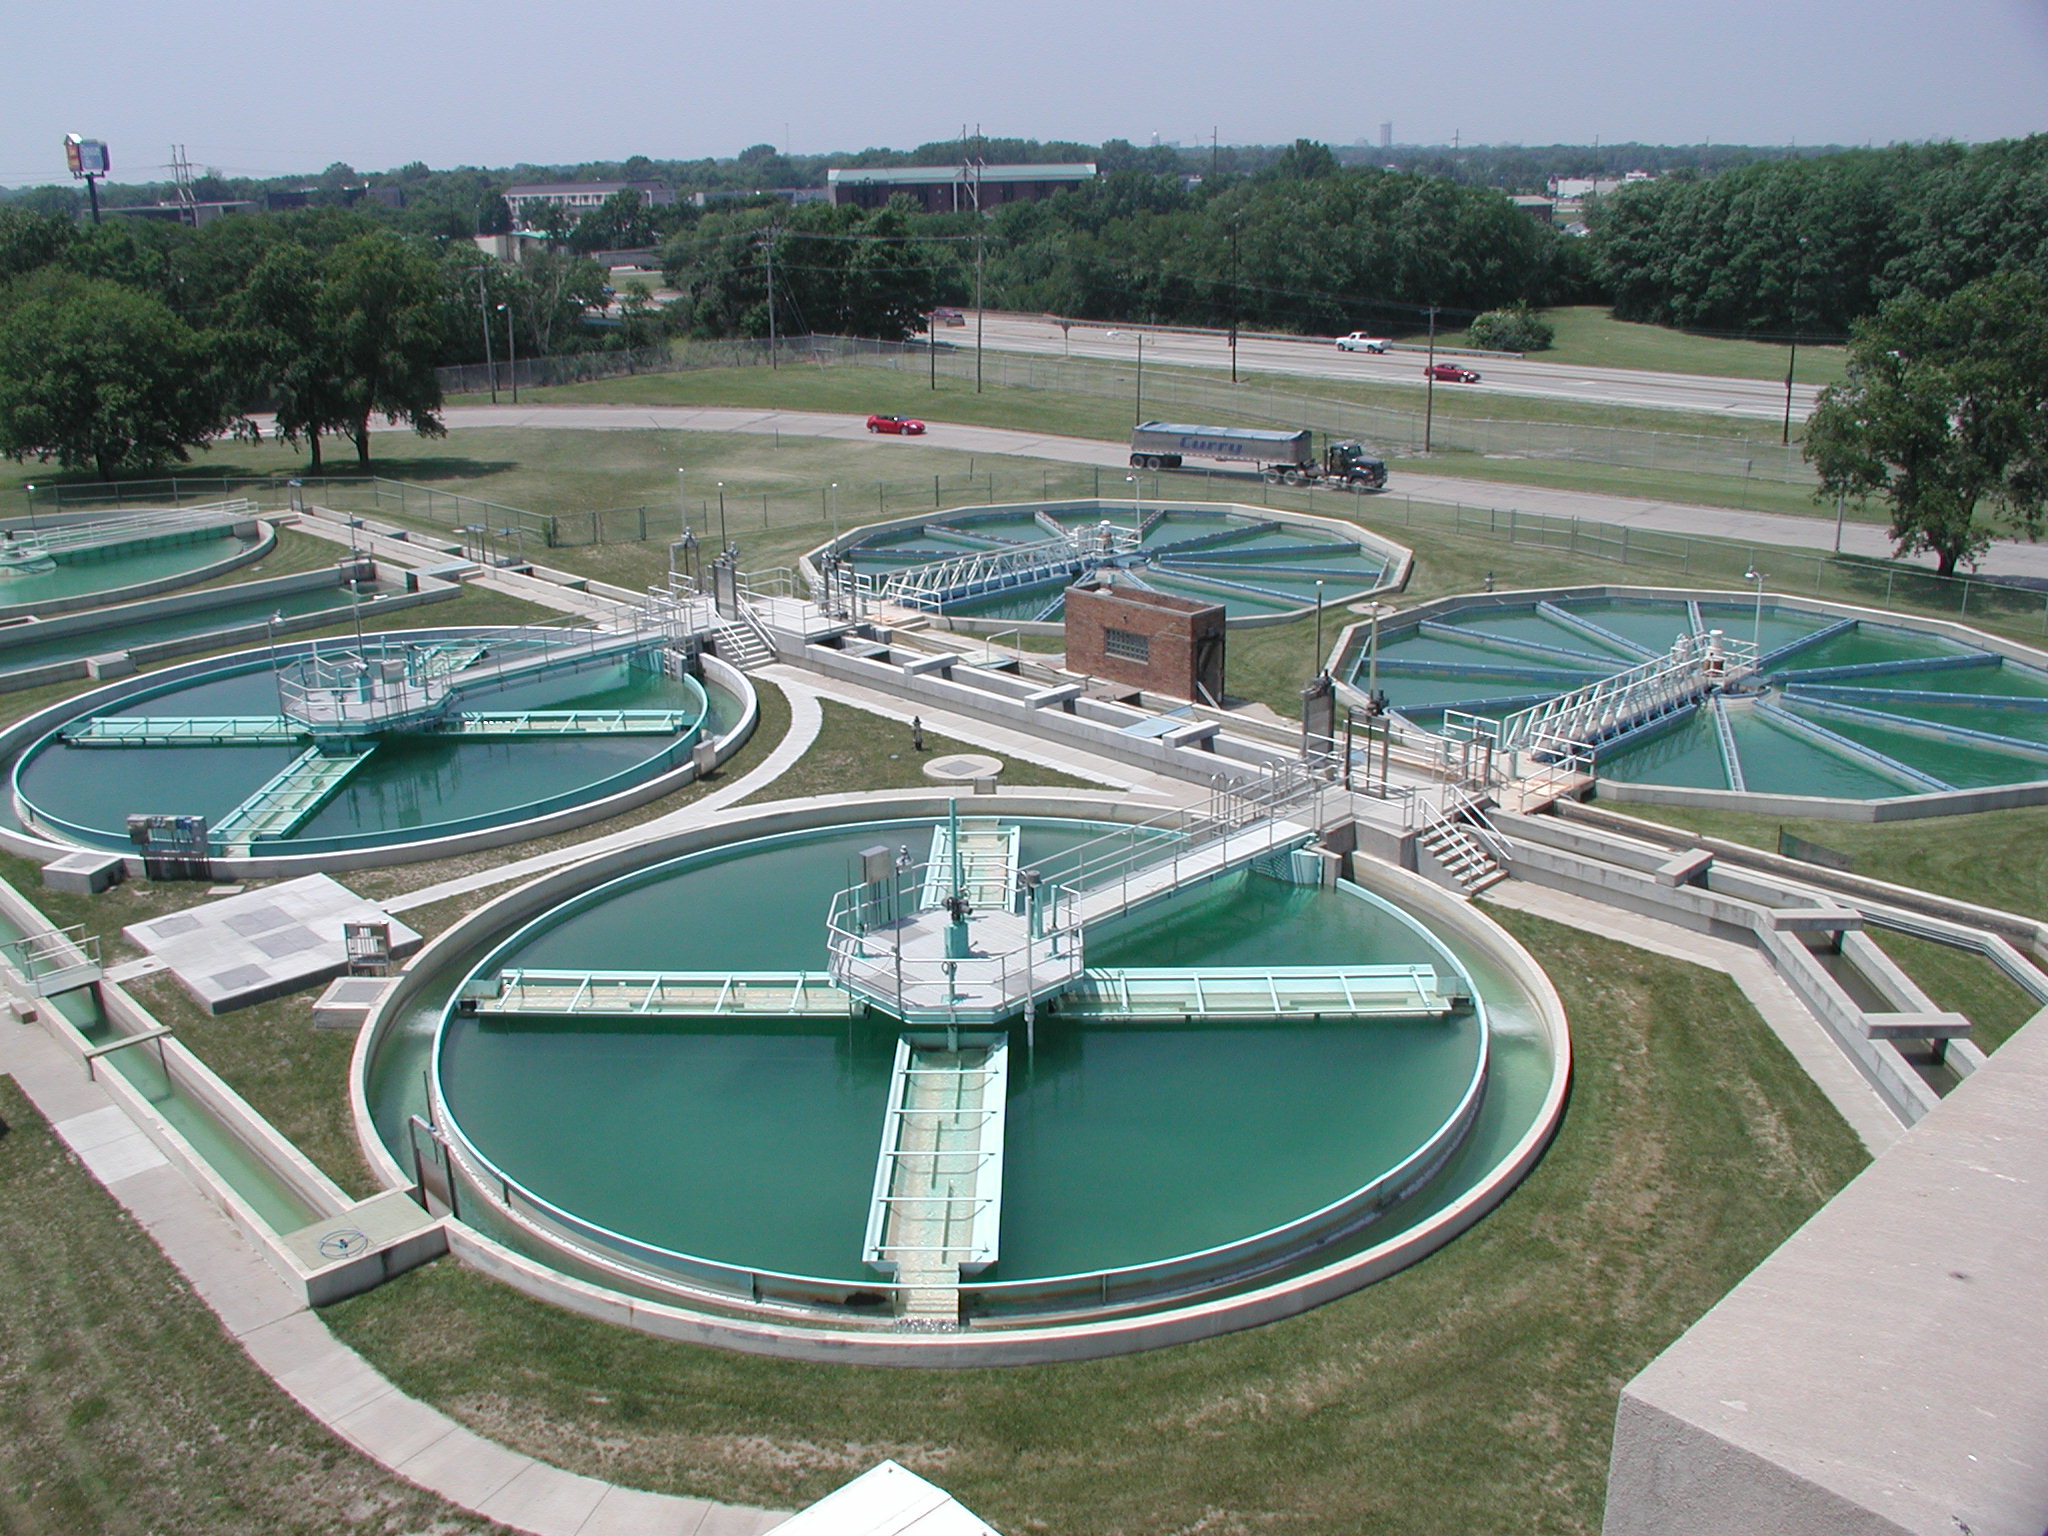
[922,753,1004,782]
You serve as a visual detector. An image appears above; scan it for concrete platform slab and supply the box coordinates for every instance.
[54,1105,170,1182]
[124,874,421,1013]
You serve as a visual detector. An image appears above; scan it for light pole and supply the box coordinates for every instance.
[717,481,728,552]
[928,311,938,391]
[265,610,285,714]
[1125,473,1142,538]
[830,482,839,544]
[496,303,518,404]
[677,468,686,538]
[1743,565,1765,655]
[1313,580,1326,676]
[1422,305,1440,454]
[1110,330,1144,423]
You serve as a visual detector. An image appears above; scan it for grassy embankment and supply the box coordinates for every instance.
[1438,305,1847,387]
[0,1080,501,1535]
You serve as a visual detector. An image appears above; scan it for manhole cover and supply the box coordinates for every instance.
[922,753,1004,783]
[316,1228,369,1261]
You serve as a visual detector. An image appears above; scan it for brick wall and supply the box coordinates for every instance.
[1064,582,1226,702]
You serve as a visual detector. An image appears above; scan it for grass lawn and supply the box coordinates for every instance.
[1599,800,2048,924]
[1387,450,1867,524]
[0,1079,500,1536]
[736,699,1101,804]
[455,355,1811,453]
[1437,306,1847,388]
[324,909,1867,1535]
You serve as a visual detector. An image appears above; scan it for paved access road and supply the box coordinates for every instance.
[434,403,2048,583]
[950,311,1825,424]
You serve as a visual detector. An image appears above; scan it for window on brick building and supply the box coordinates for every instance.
[1103,627,1150,663]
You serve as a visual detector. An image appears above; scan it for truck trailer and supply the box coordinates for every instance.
[1127,421,1388,491]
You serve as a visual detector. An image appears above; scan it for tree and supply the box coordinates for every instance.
[225,242,354,471]
[0,270,237,479]
[1804,271,2048,576]
[316,232,448,466]
[570,188,657,253]
[0,208,72,283]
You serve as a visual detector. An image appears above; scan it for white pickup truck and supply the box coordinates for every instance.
[1334,332,1392,353]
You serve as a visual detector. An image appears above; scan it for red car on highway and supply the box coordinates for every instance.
[866,414,927,435]
[1424,362,1481,383]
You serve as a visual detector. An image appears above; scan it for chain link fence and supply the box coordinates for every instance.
[14,465,2043,642]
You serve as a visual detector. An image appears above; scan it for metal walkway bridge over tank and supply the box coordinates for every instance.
[56,625,697,856]
[461,791,1469,1323]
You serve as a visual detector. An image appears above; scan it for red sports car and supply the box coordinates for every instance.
[1423,362,1481,383]
[866,413,927,435]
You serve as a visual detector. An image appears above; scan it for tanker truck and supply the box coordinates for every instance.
[1128,421,1388,491]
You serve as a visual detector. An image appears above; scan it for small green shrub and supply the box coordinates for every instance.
[1469,304,1555,353]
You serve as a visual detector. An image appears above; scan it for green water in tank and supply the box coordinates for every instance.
[432,819,1495,1284]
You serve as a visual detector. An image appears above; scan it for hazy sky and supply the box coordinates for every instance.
[4,0,2045,185]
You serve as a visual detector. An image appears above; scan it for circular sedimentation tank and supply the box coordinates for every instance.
[355,804,1568,1361]
[0,508,271,616]
[4,627,746,866]
[1342,591,2048,809]
[826,500,1404,628]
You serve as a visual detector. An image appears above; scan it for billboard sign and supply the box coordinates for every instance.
[64,135,110,177]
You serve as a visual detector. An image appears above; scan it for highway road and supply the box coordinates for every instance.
[430,403,2048,585]
[943,312,1825,424]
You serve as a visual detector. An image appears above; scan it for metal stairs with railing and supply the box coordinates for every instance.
[709,609,777,671]
[1416,803,1508,895]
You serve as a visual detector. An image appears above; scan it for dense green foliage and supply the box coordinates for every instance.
[980,151,1584,332]
[1804,271,2048,574]
[661,201,945,340]
[0,267,238,478]
[1594,138,2048,335]
[1468,302,1555,352]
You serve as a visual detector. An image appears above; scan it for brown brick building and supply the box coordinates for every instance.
[1064,581,1226,704]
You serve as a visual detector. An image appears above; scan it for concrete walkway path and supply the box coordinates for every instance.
[1482,879,1904,1156]
[0,1013,784,1536]
[428,403,2048,583]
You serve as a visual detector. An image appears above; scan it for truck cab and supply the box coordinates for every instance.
[1324,441,1388,490]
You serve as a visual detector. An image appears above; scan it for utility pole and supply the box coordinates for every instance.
[971,152,986,394]
[472,268,498,404]
[1423,305,1439,454]
[1228,216,1241,384]
[1781,330,1799,447]
[1783,235,1810,447]
[763,226,780,369]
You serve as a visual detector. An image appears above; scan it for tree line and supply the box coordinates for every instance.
[1593,137,2048,336]
[0,206,667,478]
